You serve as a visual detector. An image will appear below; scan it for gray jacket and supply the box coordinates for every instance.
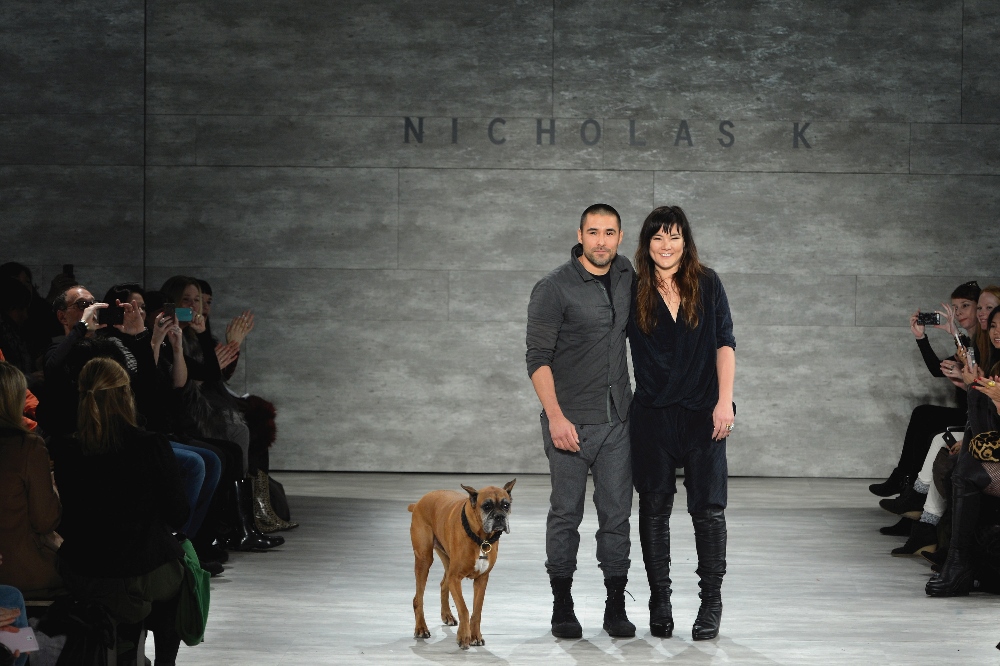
[526,244,634,425]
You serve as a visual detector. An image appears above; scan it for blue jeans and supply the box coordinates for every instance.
[170,442,222,538]
[0,585,28,666]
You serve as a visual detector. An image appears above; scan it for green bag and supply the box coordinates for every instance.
[175,539,211,646]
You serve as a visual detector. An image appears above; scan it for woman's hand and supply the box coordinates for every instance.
[151,313,171,348]
[226,310,255,346]
[215,341,240,369]
[712,400,735,441]
[116,299,145,335]
[910,310,925,339]
[166,321,184,351]
[934,302,957,336]
[189,311,207,334]
[973,375,1000,409]
[960,355,983,385]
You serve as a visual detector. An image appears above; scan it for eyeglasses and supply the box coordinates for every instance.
[66,299,95,311]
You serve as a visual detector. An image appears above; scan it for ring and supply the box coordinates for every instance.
[726,423,734,431]
[989,381,997,387]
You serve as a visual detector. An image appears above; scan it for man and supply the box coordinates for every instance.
[526,203,635,638]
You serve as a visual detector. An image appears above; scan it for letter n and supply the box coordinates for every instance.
[404,117,424,144]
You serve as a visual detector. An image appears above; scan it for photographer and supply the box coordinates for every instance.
[871,281,982,506]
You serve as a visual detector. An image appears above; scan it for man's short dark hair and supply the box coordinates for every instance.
[580,203,621,230]
[53,284,85,313]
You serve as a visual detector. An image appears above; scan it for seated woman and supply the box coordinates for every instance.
[871,281,982,499]
[0,362,61,598]
[926,305,1000,596]
[48,358,192,664]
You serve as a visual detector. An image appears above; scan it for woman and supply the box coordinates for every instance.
[0,362,61,597]
[48,357,192,664]
[926,305,1000,596]
[870,280,982,500]
[627,206,736,641]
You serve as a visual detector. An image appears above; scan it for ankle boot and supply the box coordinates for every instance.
[879,485,927,515]
[252,469,298,532]
[691,509,726,641]
[602,576,635,638]
[891,520,937,556]
[639,492,674,637]
[926,482,981,597]
[879,516,913,536]
[232,478,284,551]
[549,577,582,639]
[869,469,910,497]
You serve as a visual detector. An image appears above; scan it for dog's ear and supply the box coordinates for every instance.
[461,484,478,507]
[504,478,516,496]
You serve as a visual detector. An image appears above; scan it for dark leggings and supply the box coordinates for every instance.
[897,404,965,478]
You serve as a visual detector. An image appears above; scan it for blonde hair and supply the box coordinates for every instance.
[76,357,136,454]
[0,361,28,432]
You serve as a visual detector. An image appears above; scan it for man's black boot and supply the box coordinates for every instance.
[602,576,636,638]
[549,577,582,638]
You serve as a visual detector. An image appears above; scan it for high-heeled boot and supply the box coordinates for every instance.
[639,492,674,638]
[926,477,981,597]
[691,508,726,640]
[252,469,299,532]
[231,478,284,551]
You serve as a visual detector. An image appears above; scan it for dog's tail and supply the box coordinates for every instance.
[407,503,415,512]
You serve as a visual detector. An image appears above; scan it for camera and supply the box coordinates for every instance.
[915,312,941,326]
[97,303,124,326]
[162,303,176,319]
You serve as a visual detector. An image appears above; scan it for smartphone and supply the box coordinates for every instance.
[0,626,39,653]
[97,302,125,326]
[175,307,193,322]
[942,430,957,447]
[915,312,941,326]
[967,348,977,368]
[162,303,176,319]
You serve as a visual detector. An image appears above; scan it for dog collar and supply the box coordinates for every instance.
[461,506,502,555]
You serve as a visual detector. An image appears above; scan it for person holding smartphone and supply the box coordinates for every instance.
[626,206,736,641]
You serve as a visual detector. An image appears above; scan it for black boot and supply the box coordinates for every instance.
[879,516,914,536]
[869,469,910,497]
[231,478,284,551]
[891,520,937,556]
[602,576,635,638]
[926,482,980,597]
[639,492,674,638]
[549,577,582,639]
[879,485,927,516]
[691,509,726,641]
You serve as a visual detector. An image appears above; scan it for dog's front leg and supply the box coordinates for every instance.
[447,573,472,649]
[470,571,490,646]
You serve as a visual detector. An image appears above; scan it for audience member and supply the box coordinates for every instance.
[0,582,28,666]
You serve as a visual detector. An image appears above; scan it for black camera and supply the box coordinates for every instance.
[916,312,941,326]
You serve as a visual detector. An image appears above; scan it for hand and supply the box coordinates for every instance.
[189,311,207,334]
[934,302,957,336]
[909,311,925,339]
[166,322,184,351]
[116,299,145,335]
[226,310,255,346]
[41,530,63,552]
[973,375,1000,408]
[547,413,580,452]
[151,314,172,347]
[215,341,240,369]
[80,302,107,332]
[960,356,983,385]
[940,359,960,379]
[949,441,962,455]
[0,606,19,629]
[712,400,735,441]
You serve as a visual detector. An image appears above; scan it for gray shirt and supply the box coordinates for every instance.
[526,244,634,425]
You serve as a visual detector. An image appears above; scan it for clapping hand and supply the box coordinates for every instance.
[215,341,240,369]
[973,375,1000,408]
[226,310,255,346]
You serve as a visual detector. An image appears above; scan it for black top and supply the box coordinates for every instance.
[526,244,634,424]
[628,269,736,411]
[916,335,968,412]
[49,425,188,577]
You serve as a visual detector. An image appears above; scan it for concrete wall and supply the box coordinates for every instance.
[3,0,999,475]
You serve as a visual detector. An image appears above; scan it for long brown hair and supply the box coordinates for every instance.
[0,361,28,432]
[634,206,705,334]
[975,285,1000,368]
[76,357,137,454]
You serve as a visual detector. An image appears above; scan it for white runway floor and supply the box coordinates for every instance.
[155,473,999,665]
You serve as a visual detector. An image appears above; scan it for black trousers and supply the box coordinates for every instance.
[897,404,965,478]
[630,401,728,513]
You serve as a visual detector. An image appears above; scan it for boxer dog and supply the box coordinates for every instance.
[409,479,516,649]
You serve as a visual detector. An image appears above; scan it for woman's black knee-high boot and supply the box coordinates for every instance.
[926,476,981,597]
[691,508,726,640]
[639,492,674,638]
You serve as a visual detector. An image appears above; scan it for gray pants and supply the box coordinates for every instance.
[542,411,633,579]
